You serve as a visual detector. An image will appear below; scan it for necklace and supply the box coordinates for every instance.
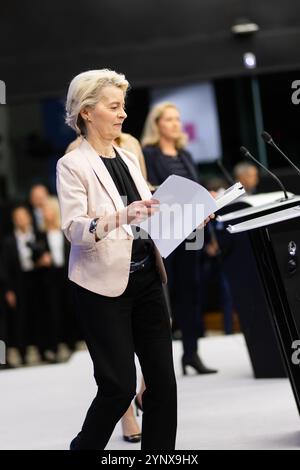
[100,149,117,159]
[87,138,115,158]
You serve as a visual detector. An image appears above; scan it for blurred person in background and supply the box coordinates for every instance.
[202,177,234,335]
[0,259,12,368]
[142,102,218,375]
[1,206,42,365]
[233,162,259,195]
[203,226,234,335]
[28,197,76,363]
[114,133,148,182]
[43,196,79,352]
[29,183,50,231]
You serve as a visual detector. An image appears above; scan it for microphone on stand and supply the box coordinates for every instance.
[239,146,290,201]
[217,158,235,185]
[261,131,300,177]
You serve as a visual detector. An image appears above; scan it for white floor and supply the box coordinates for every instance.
[0,334,300,450]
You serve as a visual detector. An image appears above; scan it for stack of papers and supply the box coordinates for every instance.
[139,175,245,258]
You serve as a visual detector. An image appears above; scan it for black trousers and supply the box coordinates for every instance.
[72,259,177,450]
[164,241,203,358]
[13,271,38,360]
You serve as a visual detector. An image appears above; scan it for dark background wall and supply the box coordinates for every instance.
[1,1,300,198]
[2,0,300,101]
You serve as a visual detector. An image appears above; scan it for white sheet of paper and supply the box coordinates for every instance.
[138,175,217,258]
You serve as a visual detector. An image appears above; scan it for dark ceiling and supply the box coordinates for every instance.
[2,0,300,101]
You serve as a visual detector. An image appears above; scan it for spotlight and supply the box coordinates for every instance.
[231,18,259,35]
[243,52,257,69]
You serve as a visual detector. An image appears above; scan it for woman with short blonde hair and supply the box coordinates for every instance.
[57,69,177,450]
[65,69,129,136]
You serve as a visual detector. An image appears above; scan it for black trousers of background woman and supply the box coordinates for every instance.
[71,260,177,450]
[164,240,203,359]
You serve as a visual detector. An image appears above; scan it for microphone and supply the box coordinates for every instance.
[217,158,235,185]
[239,146,289,201]
[261,131,300,177]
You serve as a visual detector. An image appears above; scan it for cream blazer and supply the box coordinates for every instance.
[56,138,167,296]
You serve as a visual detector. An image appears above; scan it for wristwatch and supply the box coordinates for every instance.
[89,217,99,234]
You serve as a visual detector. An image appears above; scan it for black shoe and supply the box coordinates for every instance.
[123,433,141,443]
[181,354,218,375]
[134,396,143,416]
[0,363,15,370]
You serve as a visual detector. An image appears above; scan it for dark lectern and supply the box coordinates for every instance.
[216,194,300,378]
[227,206,300,413]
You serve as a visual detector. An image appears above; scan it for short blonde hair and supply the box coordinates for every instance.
[65,69,129,136]
[141,102,188,149]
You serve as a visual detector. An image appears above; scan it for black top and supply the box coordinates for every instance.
[143,145,200,187]
[100,151,153,262]
[162,153,191,179]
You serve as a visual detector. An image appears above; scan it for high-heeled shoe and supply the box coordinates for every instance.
[134,396,143,416]
[181,353,218,375]
[123,433,142,443]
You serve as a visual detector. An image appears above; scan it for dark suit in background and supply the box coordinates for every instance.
[32,231,78,356]
[0,258,8,362]
[0,233,39,363]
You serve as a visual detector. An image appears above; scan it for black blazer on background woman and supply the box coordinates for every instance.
[142,145,200,187]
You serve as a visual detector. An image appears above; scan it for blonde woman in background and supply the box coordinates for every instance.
[142,102,218,376]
